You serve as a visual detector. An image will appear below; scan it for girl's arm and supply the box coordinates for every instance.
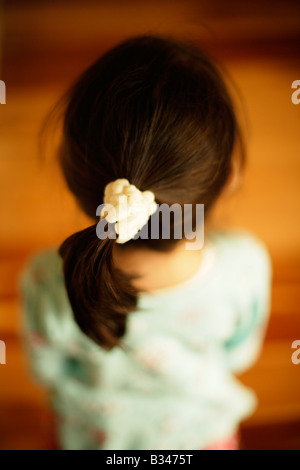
[20,251,97,390]
[223,237,272,375]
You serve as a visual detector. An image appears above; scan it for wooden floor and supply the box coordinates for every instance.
[1,0,300,450]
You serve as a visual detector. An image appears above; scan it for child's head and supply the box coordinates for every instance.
[58,34,245,349]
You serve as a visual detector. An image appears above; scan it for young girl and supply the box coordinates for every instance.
[21,35,272,450]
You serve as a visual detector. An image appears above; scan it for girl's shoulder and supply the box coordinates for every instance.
[207,228,272,274]
[20,248,70,337]
[21,247,63,286]
[202,228,272,304]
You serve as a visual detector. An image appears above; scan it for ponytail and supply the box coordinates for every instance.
[59,225,139,350]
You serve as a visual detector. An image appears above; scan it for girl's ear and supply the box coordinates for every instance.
[222,154,244,196]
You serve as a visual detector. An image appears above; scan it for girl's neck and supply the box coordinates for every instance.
[113,240,205,293]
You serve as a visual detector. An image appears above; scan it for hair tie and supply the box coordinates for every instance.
[100,179,157,244]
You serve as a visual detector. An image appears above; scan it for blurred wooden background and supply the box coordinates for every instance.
[0,0,300,449]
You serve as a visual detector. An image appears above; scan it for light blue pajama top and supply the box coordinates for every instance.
[21,229,272,450]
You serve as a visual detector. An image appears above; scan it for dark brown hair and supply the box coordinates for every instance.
[58,34,245,350]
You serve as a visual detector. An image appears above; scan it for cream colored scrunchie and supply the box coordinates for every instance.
[100,179,157,244]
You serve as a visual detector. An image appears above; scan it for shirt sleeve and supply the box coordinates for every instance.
[222,235,272,375]
[20,251,97,390]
